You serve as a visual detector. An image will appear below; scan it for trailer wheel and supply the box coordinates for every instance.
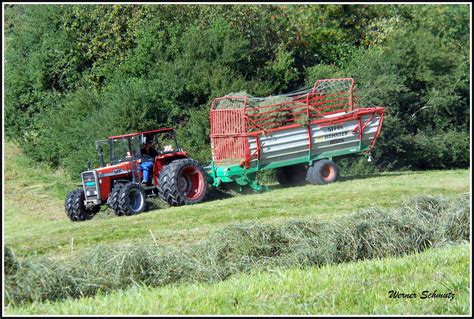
[107,183,125,216]
[275,164,307,186]
[116,183,147,216]
[65,189,100,221]
[158,158,208,206]
[306,160,339,185]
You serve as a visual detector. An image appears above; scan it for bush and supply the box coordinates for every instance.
[4,4,470,177]
[334,156,380,177]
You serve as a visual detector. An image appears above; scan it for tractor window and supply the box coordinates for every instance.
[110,138,129,163]
[129,135,142,158]
[95,140,110,167]
[154,132,179,153]
[108,136,142,164]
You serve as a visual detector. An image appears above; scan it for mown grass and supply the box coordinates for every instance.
[4,142,470,257]
[4,193,469,307]
[6,242,470,315]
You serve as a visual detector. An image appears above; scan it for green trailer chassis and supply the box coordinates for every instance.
[205,144,371,192]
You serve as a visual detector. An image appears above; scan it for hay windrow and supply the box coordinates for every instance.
[4,193,470,306]
[436,193,470,244]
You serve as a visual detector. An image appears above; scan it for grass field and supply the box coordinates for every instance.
[3,142,471,315]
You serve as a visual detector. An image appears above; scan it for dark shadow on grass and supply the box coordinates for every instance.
[146,198,167,212]
[265,183,305,191]
[205,187,237,202]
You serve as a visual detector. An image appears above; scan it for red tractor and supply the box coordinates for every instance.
[64,128,208,221]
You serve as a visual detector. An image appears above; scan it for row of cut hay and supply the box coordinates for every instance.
[5,193,470,305]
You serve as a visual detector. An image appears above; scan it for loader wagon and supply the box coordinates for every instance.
[206,78,385,191]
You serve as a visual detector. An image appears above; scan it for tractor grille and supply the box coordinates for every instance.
[82,171,99,200]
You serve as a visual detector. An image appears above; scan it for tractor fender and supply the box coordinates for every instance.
[153,154,189,185]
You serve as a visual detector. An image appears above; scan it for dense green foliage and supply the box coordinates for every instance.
[5,4,470,177]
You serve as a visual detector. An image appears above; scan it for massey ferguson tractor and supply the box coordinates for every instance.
[64,128,208,221]
[65,78,385,222]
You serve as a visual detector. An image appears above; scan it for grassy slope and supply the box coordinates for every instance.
[4,142,470,257]
[7,243,470,315]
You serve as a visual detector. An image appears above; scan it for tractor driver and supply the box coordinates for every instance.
[140,139,159,185]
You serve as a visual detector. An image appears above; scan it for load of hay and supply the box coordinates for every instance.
[214,92,308,132]
[5,193,470,306]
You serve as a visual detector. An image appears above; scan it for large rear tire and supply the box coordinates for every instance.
[158,158,208,206]
[275,164,307,186]
[65,189,100,221]
[306,159,339,185]
[116,183,147,216]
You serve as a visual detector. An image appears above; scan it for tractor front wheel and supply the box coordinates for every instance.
[306,159,339,185]
[158,158,208,206]
[116,183,147,216]
[65,189,100,221]
[107,183,125,216]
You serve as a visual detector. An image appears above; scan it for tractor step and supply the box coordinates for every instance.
[143,185,159,197]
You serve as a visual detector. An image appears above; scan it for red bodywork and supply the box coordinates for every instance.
[95,161,134,201]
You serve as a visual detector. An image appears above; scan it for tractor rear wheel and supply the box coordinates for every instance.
[107,183,125,216]
[306,159,339,185]
[158,158,208,206]
[65,189,100,221]
[275,164,307,186]
[116,183,146,216]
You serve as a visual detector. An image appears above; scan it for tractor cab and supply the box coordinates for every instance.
[95,128,183,168]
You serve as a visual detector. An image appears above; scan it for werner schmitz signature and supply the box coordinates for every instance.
[388,290,455,301]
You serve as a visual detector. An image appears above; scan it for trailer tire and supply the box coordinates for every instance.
[65,189,99,221]
[158,158,208,206]
[107,183,125,216]
[276,164,307,186]
[306,160,339,185]
[116,183,147,216]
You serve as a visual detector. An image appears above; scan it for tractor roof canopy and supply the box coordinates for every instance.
[108,128,175,140]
